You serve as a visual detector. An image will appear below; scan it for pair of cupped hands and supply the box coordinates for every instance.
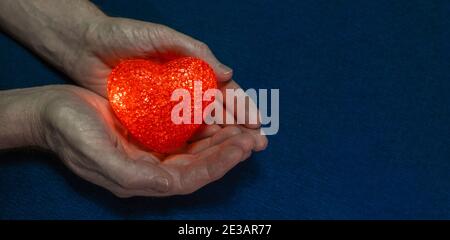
[15,17,267,197]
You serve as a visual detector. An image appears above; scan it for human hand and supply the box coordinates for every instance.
[63,17,231,95]
[0,1,268,194]
[0,0,267,138]
[69,16,267,141]
[35,85,259,197]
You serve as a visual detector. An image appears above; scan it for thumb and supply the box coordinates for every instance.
[98,145,173,195]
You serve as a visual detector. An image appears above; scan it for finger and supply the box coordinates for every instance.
[161,26,233,82]
[78,166,167,198]
[238,126,268,152]
[171,145,243,195]
[193,133,255,161]
[218,80,261,129]
[110,156,171,194]
[86,143,172,195]
[163,133,255,195]
[189,124,222,142]
[187,125,242,154]
[243,149,253,161]
[64,145,162,198]
[63,154,134,198]
[186,133,256,192]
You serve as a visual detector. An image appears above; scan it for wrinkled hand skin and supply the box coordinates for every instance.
[0,0,268,197]
[0,0,262,129]
[37,86,266,197]
[73,17,234,96]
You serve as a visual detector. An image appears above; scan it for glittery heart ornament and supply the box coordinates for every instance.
[108,57,217,153]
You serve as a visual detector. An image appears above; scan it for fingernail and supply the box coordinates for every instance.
[152,176,170,193]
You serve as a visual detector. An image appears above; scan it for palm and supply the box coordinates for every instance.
[49,87,255,196]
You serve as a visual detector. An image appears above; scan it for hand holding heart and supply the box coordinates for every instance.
[67,16,262,129]
[69,17,234,96]
[0,3,268,197]
[35,85,258,197]
[44,18,268,197]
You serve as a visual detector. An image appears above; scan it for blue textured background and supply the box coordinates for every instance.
[1,0,450,219]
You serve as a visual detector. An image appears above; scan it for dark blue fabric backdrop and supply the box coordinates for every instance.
[1,0,450,219]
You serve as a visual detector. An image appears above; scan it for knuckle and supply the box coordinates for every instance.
[178,186,200,195]
[237,133,256,152]
[117,174,140,189]
[209,168,227,182]
[226,126,242,135]
[44,98,73,122]
[204,162,226,183]
[175,176,202,195]
[195,41,211,52]
[111,189,132,198]
[152,23,172,35]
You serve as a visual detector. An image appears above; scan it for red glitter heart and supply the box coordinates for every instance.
[107,57,217,153]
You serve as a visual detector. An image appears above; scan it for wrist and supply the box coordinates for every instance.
[34,10,107,75]
[0,86,56,149]
[0,85,77,150]
[0,0,107,76]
